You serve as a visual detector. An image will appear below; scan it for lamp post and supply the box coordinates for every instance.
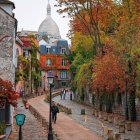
[125,72,129,120]
[47,72,54,140]
[44,75,46,91]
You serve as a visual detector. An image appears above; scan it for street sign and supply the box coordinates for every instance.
[15,114,26,126]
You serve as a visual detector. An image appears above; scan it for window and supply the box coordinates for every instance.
[61,48,66,54]
[46,59,51,66]
[62,59,66,66]
[46,48,50,54]
[61,82,66,87]
[23,51,29,58]
[61,70,67,79]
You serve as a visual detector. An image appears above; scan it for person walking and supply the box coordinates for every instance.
[51,103,59,123]
[60,90,63,100]
[63,88,66,100]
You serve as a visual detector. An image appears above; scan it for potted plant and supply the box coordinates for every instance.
[0,122,6,138]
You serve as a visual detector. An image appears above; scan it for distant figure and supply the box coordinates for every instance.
[70,91,73,100]
[51,103,59,123]
[60,90,63,100]
[63,88,66,100]
[20,89,24,97]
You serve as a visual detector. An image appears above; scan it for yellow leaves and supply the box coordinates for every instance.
[71,32,93,52]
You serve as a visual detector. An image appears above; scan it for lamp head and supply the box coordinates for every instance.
[47,72,54,84]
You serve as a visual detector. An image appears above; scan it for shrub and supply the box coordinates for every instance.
[0,122,6,135]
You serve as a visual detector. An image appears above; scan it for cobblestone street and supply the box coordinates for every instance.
[8,92,140,140]
[53,92,140,140]
[28,95,103,140]
[9,99,48,140]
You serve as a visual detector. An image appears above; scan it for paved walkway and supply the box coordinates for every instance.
[53,93,103,136]
[9,100,48,140]
[28,95,103,140]
[53,92,140,140]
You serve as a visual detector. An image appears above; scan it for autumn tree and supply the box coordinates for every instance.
[56,0,118,55]
[0,78,19,107]
[114,0,140,121]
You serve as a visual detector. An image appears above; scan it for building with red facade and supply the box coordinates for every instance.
[38,1,70,89]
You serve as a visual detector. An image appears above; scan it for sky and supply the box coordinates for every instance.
[11,0,70,43]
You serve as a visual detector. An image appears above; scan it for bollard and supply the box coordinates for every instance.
[114,133,121,140]
[126,122,132,131]
[119,124,125,133]
[70,93,72,100]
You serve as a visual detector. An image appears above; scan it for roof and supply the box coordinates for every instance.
[19,36,32,48]
[16,36,23,46]
[0,0,15,9]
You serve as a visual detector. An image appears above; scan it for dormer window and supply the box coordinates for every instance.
[46,45,51,54]
[46,48,50,53]
[61,48,66,54]
[46,59,51,66]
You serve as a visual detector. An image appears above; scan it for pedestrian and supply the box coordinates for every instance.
[63,88,66,100]
[60,90,63,100]
[51,103,59,123]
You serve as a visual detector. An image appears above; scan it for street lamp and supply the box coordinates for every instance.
[47,72,54,140]
[44,75,46,91]
[125,71,129,120]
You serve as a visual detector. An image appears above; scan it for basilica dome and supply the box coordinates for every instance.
[38,2,60,38]
[38,17,60,37]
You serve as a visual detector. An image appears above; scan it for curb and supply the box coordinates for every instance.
[28,105,60,140]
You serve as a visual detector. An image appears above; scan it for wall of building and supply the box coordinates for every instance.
[0,5,13,16]
[0,8,16,83]
[0,7,16,125]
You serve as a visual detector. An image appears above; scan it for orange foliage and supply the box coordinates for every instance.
[40,55,70,70]
[69,0,116,35]
[93,45,125,93]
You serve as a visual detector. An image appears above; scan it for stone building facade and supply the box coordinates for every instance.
[0,1,17,133]
[0,7,17,83]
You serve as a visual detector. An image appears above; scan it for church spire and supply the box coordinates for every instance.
[47,0,51,16]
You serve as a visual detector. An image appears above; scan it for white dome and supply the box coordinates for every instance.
[38,16,60,37]
[38,1,60,39]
